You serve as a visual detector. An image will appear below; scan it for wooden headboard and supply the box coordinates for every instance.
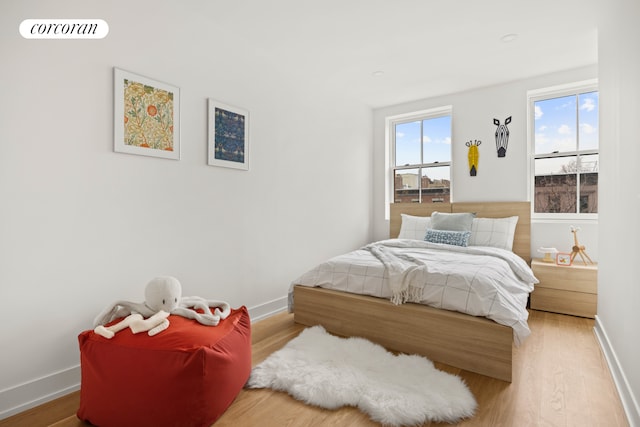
[390,201,531,262]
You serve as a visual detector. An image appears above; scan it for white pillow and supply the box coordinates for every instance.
[398,214,431,240]
[468,216,519,251]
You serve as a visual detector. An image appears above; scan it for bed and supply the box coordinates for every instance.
[291,201,534,382]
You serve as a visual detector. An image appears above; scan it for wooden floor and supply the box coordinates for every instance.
[0,310,628,427]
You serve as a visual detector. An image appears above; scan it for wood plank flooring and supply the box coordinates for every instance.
[0,309,628,427]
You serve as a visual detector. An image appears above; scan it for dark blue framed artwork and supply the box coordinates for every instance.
[208,99,249,170]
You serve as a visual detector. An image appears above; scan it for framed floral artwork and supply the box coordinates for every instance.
[208,99,249,170]
[113,68,180,160]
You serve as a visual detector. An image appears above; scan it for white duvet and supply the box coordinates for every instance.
[291,239,539,346]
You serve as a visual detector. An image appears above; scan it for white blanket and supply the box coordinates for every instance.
[291,239,538,346]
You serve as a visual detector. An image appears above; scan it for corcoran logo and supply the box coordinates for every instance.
[19,19,109,39]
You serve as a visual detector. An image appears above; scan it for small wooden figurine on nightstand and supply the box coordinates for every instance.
[537,247,558,263]
[570,226,594,265]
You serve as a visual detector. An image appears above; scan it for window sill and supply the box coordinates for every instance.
[531,215,598,225]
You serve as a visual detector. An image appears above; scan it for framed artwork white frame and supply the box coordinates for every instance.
[113,68,180,160]
[207,99,249,170]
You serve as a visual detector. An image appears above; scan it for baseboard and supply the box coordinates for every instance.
[0,365,81,420]
[247,295,288,323]
[594,315,640,427]
[0,296,289,421]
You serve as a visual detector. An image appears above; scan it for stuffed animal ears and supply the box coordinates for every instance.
[145,276,183,313]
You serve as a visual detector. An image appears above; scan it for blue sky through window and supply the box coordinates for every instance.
[534,91,598,154]
[395,116,451,167]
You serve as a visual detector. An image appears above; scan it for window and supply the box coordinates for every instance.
[528,80,598,217]
[388,106,452,204]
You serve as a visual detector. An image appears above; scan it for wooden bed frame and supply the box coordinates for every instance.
[293,201,531,382]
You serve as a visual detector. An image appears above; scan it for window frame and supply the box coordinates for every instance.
[385,105,453,212]
[527,79,598,221]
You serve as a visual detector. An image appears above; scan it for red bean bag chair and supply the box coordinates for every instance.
[77,306,251,427]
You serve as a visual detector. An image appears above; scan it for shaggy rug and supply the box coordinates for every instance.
[246,326,476,426]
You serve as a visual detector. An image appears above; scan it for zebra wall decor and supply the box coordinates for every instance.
[466,139,481,176]
[493,116,512,157]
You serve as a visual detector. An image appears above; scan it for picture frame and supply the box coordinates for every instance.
[556,252,573,266]
[113,68,180,160]
[207,99,249,170]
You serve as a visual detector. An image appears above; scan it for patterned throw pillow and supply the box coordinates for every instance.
[424,229,472,247]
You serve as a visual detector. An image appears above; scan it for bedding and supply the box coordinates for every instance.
[424,229,472,246]
[430,211,475,231]
[468,216,519,250]
[398,214,432,239]
[291,239,538,346]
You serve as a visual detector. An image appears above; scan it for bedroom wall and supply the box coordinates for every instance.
[371,65,599,259]
[597,0,640,424]
[0,0,372,417]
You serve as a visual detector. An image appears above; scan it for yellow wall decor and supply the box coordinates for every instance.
[466,139,481,176]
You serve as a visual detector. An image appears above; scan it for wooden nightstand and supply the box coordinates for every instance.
[530,258,597,318]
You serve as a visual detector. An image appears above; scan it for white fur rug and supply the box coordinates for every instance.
[246,326,476,426]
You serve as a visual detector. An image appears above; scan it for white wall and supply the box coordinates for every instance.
[371,65,599,260]
[597,0,640,424]
[0,0,372,417]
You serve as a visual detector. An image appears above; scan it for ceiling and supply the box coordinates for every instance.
[189,0,598,108]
